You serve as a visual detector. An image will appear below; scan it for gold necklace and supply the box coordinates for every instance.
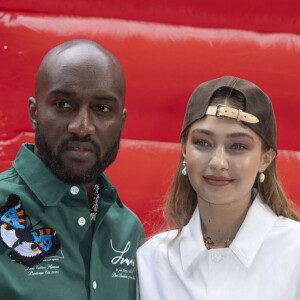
[203,233,230,249]
[201,219,230,249]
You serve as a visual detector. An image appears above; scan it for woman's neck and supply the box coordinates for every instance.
[198,193,252,249]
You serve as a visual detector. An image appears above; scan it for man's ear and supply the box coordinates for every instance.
[121,108,127,132]
[260,148,276,172]
[28,97,37,130]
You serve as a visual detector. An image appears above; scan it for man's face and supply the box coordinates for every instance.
[30,45,126,184]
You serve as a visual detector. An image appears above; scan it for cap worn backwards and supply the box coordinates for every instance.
[181,76,277,153]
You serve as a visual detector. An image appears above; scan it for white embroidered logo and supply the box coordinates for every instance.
[110,239,135,267]
[24,250,64,277]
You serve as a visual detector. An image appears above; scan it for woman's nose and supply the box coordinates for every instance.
[208,146,229,171]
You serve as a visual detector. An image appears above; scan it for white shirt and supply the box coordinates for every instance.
[137,195,300,300]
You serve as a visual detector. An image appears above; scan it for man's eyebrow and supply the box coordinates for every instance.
[49,89,74,96]
[49,90,118,102]
[95,95,118,102]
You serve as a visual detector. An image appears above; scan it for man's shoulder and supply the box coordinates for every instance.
[101,173,143,229]
[118,201,141,220]
[0,166,18,181]
[0,167,21,204]
[110,200,144,235]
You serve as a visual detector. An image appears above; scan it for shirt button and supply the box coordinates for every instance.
[78,217,86,226]
[212,252,223,263]
[70,186,79,195]
[93,281,97,290]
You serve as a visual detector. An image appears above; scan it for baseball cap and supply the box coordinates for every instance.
[181,76,277,153]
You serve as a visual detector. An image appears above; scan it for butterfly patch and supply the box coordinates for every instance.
[0,194,60,267]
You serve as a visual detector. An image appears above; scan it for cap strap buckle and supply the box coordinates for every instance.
[206,105,259,124]
[215,104,227,118]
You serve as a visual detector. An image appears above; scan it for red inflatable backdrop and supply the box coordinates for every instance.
[0,1,300,235]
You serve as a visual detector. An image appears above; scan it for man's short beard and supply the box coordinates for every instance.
[35,123,121,184]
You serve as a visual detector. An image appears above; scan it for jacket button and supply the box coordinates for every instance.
[93,281,97,290]
[78,217,86,226]
[70,186,79,195]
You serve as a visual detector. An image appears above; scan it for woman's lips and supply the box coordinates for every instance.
[203,175,234,186]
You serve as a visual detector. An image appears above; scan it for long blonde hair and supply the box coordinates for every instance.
[164,88,300,241]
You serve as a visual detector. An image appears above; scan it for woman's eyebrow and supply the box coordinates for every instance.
[191,129,214,136]
[191,129,255,141]
[227,132,254,141]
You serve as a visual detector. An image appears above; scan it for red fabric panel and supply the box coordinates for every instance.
[1,0,300,34]
[276,150,300,203]
[1,137,299,235]
[1,12,300,150]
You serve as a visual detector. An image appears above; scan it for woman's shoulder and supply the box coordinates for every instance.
[137,229,178,258]
[272,216,300,244]
[276,216,300,228]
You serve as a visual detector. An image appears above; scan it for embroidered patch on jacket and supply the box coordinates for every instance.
[0,194,61,267]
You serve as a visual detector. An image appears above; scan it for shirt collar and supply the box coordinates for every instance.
[180,195,277,271]
[230,195,277,267]
[13,143,123,208]
[180,207,207,272]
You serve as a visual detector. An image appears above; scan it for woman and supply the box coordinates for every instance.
[136,76,300,300]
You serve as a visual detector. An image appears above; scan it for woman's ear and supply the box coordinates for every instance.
[28,97,38,130]
[181,138,186,159]
[260,148,276,172]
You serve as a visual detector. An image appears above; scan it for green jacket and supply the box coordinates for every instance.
[0,144,144,300]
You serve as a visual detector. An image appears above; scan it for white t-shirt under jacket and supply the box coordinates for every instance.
[137,195,300,300]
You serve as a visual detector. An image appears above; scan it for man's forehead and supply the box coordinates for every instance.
[35,40,126,101]
[46,43,114,69]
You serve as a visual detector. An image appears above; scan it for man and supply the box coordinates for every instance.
[0,39,144,299]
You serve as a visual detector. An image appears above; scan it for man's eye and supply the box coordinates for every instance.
[95,105,110,112]
[56,101,71,109]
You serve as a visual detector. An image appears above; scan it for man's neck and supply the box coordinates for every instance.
[83,181,97,204]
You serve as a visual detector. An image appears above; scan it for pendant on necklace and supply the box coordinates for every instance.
[203,233,215,249]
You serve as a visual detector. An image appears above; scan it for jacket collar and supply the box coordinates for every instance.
[180,195,277,271]
[13,143,123,208]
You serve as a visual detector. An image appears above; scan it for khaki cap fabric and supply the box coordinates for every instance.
[181,76,277,153]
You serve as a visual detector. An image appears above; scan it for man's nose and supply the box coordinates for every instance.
[68,108,96,137]
[208,145,229,171]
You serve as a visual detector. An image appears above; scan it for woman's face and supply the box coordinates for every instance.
[182,116,274,206]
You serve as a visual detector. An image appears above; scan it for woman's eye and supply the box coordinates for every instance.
[232,144,247,150]
[56,101,71,109]
[195,139,210,147]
